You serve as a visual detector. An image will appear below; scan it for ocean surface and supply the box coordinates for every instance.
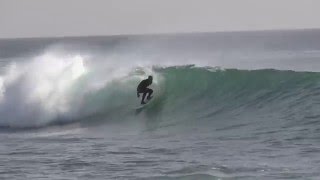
[1,30,320,179]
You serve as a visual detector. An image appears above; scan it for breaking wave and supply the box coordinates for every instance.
[1,53,320,128]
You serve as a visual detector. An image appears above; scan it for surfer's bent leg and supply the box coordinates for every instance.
[146,88,153,99]
[141,91,147,104]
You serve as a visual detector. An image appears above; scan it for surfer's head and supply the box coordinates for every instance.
[148,75,153,82]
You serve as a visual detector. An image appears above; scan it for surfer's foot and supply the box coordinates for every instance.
[141,101,146,105]
[147,96,153,100]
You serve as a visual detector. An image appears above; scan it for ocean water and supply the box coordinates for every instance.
[1,30,320,179]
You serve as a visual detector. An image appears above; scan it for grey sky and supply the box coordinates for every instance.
[0,0,319,38]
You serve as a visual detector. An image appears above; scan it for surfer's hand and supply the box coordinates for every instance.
[137,93,140,98]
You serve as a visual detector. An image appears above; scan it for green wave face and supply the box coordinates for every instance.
[74,66,320,129]
[160,67,320,106]
[2,65,320,129]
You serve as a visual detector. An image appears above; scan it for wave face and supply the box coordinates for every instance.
[1,31,320,129]
[1,52,320,129]
[152,67,320,130]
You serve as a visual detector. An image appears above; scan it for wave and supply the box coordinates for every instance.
[152,66,320,129]
[1,53,320,129]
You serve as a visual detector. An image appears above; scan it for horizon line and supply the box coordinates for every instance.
[1,27,320,41]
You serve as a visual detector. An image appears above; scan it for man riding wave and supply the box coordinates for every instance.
[137,75,153,104]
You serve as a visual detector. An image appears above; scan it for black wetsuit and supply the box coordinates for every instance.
[137,79,153,104]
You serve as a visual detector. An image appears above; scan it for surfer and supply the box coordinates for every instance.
[137,75,153,104]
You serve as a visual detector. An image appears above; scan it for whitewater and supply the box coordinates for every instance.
[1,30,320,179]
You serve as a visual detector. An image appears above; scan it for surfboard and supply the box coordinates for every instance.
[135,96,153,110]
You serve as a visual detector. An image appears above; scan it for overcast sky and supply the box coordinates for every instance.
[0,0,319,38]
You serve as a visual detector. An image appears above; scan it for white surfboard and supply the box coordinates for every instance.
[135,96,153,110]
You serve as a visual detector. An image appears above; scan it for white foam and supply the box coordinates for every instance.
[0,53,88,127]
[0,51,160,128]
